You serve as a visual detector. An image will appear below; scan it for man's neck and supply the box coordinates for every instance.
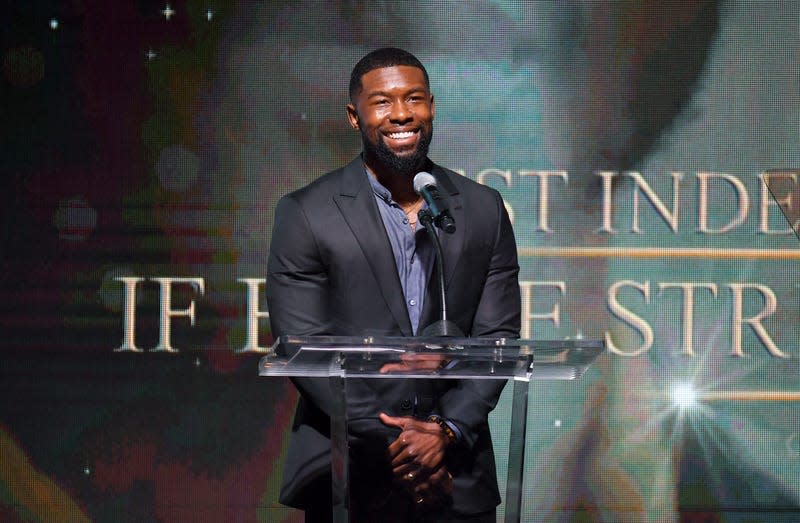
[364,158,420,206]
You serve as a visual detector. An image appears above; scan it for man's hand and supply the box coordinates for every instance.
[410,463,453,509]
[379,413,448,476]
[379,353,447,374]
[380,412,454,509]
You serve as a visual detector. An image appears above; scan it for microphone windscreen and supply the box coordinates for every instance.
[413,172,437,194]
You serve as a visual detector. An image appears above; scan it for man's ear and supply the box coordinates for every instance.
[346,103,360,130]
[430,94,435,120]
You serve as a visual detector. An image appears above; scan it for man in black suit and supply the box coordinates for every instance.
[266,47,520,522]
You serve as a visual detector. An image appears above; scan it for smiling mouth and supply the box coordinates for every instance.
[385,130,418,140]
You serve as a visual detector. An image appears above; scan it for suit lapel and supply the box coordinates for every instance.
[333,157,414,336]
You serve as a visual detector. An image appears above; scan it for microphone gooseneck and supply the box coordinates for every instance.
[418,209,463,337]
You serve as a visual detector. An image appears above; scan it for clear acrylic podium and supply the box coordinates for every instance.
[259,335,604,523]
[764,169,800,240]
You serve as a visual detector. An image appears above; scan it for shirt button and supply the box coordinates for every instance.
[403,217,409,224]
[408,299,417,306]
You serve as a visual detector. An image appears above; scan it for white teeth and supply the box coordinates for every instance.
[388,131,415,139]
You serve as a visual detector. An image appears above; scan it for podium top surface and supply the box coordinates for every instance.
[259,335,604,381]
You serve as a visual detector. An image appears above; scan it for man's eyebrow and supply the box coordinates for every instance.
[365,87,429,98]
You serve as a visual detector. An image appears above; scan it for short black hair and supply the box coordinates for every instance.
[348,47,430,101]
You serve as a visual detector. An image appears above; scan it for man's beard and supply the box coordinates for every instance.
[364,128,432,176]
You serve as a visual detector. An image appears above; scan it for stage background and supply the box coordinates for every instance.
[1,1,798,521]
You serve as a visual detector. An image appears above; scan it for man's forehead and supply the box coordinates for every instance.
[358,65,429,93]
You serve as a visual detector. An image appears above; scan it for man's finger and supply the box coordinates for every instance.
[379,412,410,429]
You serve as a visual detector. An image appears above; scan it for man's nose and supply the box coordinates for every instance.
[389,101,412,123]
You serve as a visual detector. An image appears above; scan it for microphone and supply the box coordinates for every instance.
[413,172,456,234]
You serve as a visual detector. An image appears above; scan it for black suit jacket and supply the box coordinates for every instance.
[266,156,521,514]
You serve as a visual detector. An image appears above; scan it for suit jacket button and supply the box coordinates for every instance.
[400,399,412,410]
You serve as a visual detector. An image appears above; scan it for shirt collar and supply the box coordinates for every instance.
[365,168,394,204]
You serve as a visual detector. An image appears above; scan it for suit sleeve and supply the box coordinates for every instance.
[267,194,332,338]
[438,190,521,449]
[266,194,339,416]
